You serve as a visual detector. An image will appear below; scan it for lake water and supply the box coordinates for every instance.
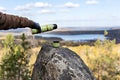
[36,34,106,41]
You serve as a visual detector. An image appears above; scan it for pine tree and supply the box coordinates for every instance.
[0,34,31,80]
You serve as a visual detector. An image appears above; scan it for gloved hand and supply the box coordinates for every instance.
[31,22,57,34]
[33,22,41,33]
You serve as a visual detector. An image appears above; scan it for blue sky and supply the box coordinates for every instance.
[0,0,120,27]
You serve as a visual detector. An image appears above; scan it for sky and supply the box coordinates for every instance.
[0,0,120,27]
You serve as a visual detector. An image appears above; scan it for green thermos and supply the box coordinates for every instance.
[31,24,57,34]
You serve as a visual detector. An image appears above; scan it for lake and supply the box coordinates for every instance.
[35,34,106,41]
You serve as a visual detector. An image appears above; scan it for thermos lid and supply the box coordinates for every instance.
[52,41,60,48]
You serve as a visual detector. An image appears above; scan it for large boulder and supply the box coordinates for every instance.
[32,44,95,80]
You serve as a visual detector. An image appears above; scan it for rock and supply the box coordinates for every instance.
[31,44,95,80]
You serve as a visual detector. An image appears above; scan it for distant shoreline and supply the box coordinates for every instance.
[46,30,104,35]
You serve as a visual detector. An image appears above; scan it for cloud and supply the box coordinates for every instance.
[38,9,55,14]
[14,3,33,11]
[0,6,6,12]
[37,9,70,14]
[14,2,80,12]
[34,2,52,8]
[63,2,80,8]
[86,0,99,5]
[14,2,52,11]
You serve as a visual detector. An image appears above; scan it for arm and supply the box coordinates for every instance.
[0,12,57,34]
[0,12,34,30]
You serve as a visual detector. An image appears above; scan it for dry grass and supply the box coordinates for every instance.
[29,47,41,66]
[66,44,120,79]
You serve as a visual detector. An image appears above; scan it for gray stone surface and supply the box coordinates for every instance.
[31,44,95,80]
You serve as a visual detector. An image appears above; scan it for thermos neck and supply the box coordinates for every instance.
[40,24,57,32]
